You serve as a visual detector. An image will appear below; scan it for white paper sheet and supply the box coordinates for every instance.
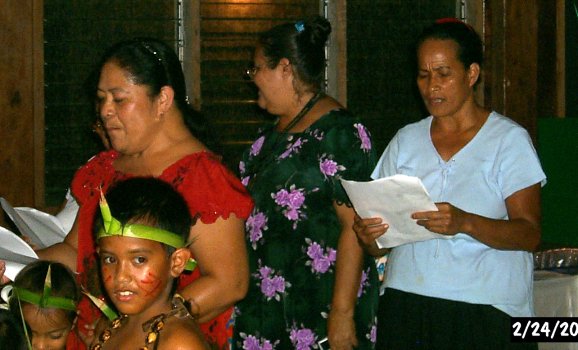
[0,226,38,281]
[14,207,67,246]
[1,197,66,248]
[54,189,79,233]
[341,174,451,248]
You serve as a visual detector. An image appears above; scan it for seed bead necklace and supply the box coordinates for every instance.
[90,295,192,350]
[277,91,323,134]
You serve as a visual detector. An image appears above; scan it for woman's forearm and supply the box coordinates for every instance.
[179,273,247,323]
[37,241,78,272]
[181,215,249,322]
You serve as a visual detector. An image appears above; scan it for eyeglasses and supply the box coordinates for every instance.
[245,64,262,79]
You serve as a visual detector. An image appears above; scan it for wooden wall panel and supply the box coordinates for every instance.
[484,0,541,140]
[504,0,539,138]
[536,0,561,119]
[326,0,348,106]
[0,0,40,223]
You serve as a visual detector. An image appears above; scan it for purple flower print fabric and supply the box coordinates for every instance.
[235,109,379,349]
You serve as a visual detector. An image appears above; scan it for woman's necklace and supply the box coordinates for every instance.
[90,295,193,350]
[277,91,323,134]
[246,92,323,188]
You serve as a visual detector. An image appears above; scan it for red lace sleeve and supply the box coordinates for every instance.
[162,152,253,224]
[70,151,119,206]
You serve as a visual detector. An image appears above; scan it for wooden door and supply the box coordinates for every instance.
[0,0,44,225]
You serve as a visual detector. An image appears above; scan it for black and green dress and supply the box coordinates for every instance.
[234,109,379,349]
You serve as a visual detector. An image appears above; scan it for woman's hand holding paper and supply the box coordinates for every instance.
[352,214,390,257]
[412,202,467,236]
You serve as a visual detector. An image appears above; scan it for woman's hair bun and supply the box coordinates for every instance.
[303,15,332,47]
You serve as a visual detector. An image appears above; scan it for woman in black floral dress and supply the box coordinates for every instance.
[235,16,379,350]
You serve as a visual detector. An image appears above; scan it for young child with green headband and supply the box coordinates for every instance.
[89,177,208,350]
[7,260,80,350]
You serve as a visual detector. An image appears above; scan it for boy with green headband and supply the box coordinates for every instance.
[8,260,79,350]
[90,177,208,350]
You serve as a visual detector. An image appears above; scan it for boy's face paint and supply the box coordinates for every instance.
[98,236,174,318]
[22,304,73,350]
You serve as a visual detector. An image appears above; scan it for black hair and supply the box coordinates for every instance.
[94,177,192,252]
[258,15,331,93]
[9,261,80,325]
[94,38,219,152]
[416,19,483,69]
[0,308,27,350]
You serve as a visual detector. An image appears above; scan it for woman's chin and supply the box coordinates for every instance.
[257,98,267,111]
[109,140,127,153]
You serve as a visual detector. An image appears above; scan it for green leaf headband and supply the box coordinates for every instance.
[13,265,77,311]
[83,289,118,321]
[97,191,197,271]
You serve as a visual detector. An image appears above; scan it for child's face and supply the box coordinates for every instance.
[98,236,176,317]
[21,304,73,350]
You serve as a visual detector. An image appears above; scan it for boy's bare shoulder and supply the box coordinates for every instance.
[158,317,209,350]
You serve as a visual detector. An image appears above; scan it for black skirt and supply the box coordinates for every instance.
[377,288,538,350]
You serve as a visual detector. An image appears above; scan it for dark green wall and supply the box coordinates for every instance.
[538,118,578,247]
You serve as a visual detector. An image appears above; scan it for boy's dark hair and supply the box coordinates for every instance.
[94,177,192,252]
[9,261,80,324]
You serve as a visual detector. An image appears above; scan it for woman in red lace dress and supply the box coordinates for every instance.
[36,38,253,349]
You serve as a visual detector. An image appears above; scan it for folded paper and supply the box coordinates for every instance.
[1,197,67,248]
[0,226,38,281]
[340,174,451,248]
